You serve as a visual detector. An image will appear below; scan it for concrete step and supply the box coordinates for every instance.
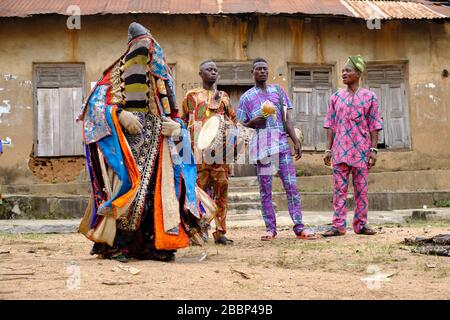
[1,191,449,219]
[0,195,89,219]
[229,169,450,192]
[227,209,262,218]
[228,201,261,209]
[228,202,279,214]
[2,170,448,196]
[229,176,259,184]
[0,183,90,196]
[228,192,261,202]
[228,186,260,193]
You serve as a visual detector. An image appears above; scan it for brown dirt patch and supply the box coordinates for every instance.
[28,156,85,183]
[1,225,450,300]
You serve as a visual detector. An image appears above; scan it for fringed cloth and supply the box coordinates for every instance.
[78,34,217,255]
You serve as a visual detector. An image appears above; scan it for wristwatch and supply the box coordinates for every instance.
[325,149,332,154]
[370,147,378,154]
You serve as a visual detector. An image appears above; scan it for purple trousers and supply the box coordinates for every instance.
[256,149,304,236]
[332,163,369,233]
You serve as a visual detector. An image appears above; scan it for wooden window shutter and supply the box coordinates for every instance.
[366,64,410,149]
[385,83,410,148]
[368,84,386,145]
[291,67,332,150]
[35,64,85,157]
[292,87,314,150]
[314,87,332,151]
[216,62,253,85]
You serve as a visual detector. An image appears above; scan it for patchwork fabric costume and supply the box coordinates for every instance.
[180,88,236,242]
[78,23,216,261]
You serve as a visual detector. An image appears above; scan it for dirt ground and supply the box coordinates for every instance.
[1,221,450,300]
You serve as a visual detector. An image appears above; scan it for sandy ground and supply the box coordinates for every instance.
[1,222,450,300]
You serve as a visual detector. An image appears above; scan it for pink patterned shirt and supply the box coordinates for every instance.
[324,87,383,168]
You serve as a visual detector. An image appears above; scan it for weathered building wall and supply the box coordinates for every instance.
[0,14,449,183]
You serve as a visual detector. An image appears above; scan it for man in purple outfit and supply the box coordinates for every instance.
[237,58,316,241]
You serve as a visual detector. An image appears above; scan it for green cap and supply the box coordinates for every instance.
[345,55,366,73]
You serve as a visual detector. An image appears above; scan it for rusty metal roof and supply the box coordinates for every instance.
[0,0,448,19]
[341,0,449,19]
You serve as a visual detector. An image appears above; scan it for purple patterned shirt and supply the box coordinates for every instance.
[237,85,292,162]
[324,87,383,168]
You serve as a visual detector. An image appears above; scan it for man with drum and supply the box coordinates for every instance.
[180,60,236,245]
[237,58,316,241]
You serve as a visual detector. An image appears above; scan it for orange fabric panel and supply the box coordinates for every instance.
[154,142,190,250]
[111,106,141,210]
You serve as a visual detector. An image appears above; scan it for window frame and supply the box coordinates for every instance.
[288,63,336,151]
[363,61,411,151]
[32,63,86,157]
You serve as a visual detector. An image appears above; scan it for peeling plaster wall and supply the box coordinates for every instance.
[0,15,449,183]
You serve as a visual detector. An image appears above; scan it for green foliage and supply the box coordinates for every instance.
[0,165,21,184]
[435,198,450,208]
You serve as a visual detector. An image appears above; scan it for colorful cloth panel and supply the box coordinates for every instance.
[82,85,111,145]
[95,106,132,214]
[170,123,200,219]
[123,37,151,112]
[150,39,171,80]
[83,106,140,234]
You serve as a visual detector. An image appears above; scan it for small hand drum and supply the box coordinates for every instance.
[198,114,238,162]
[288,127,304,157]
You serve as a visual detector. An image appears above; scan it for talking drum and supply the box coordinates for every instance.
[198,114,239,163]
[287,127,304,156]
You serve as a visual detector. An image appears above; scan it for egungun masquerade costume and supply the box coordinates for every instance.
[78,23,216,261]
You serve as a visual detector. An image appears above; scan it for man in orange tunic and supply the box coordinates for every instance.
[180,60,237,245]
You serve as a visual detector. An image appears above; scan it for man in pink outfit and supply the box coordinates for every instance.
[323,55,383,237]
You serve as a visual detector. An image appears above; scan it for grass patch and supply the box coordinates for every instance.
[275,250,289,268]
[435,198,450,208]
[0,165,21,184]
[245,256,260,267]
[435,266,450,278]
[380,219,450,228]
[0,233,53,240]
